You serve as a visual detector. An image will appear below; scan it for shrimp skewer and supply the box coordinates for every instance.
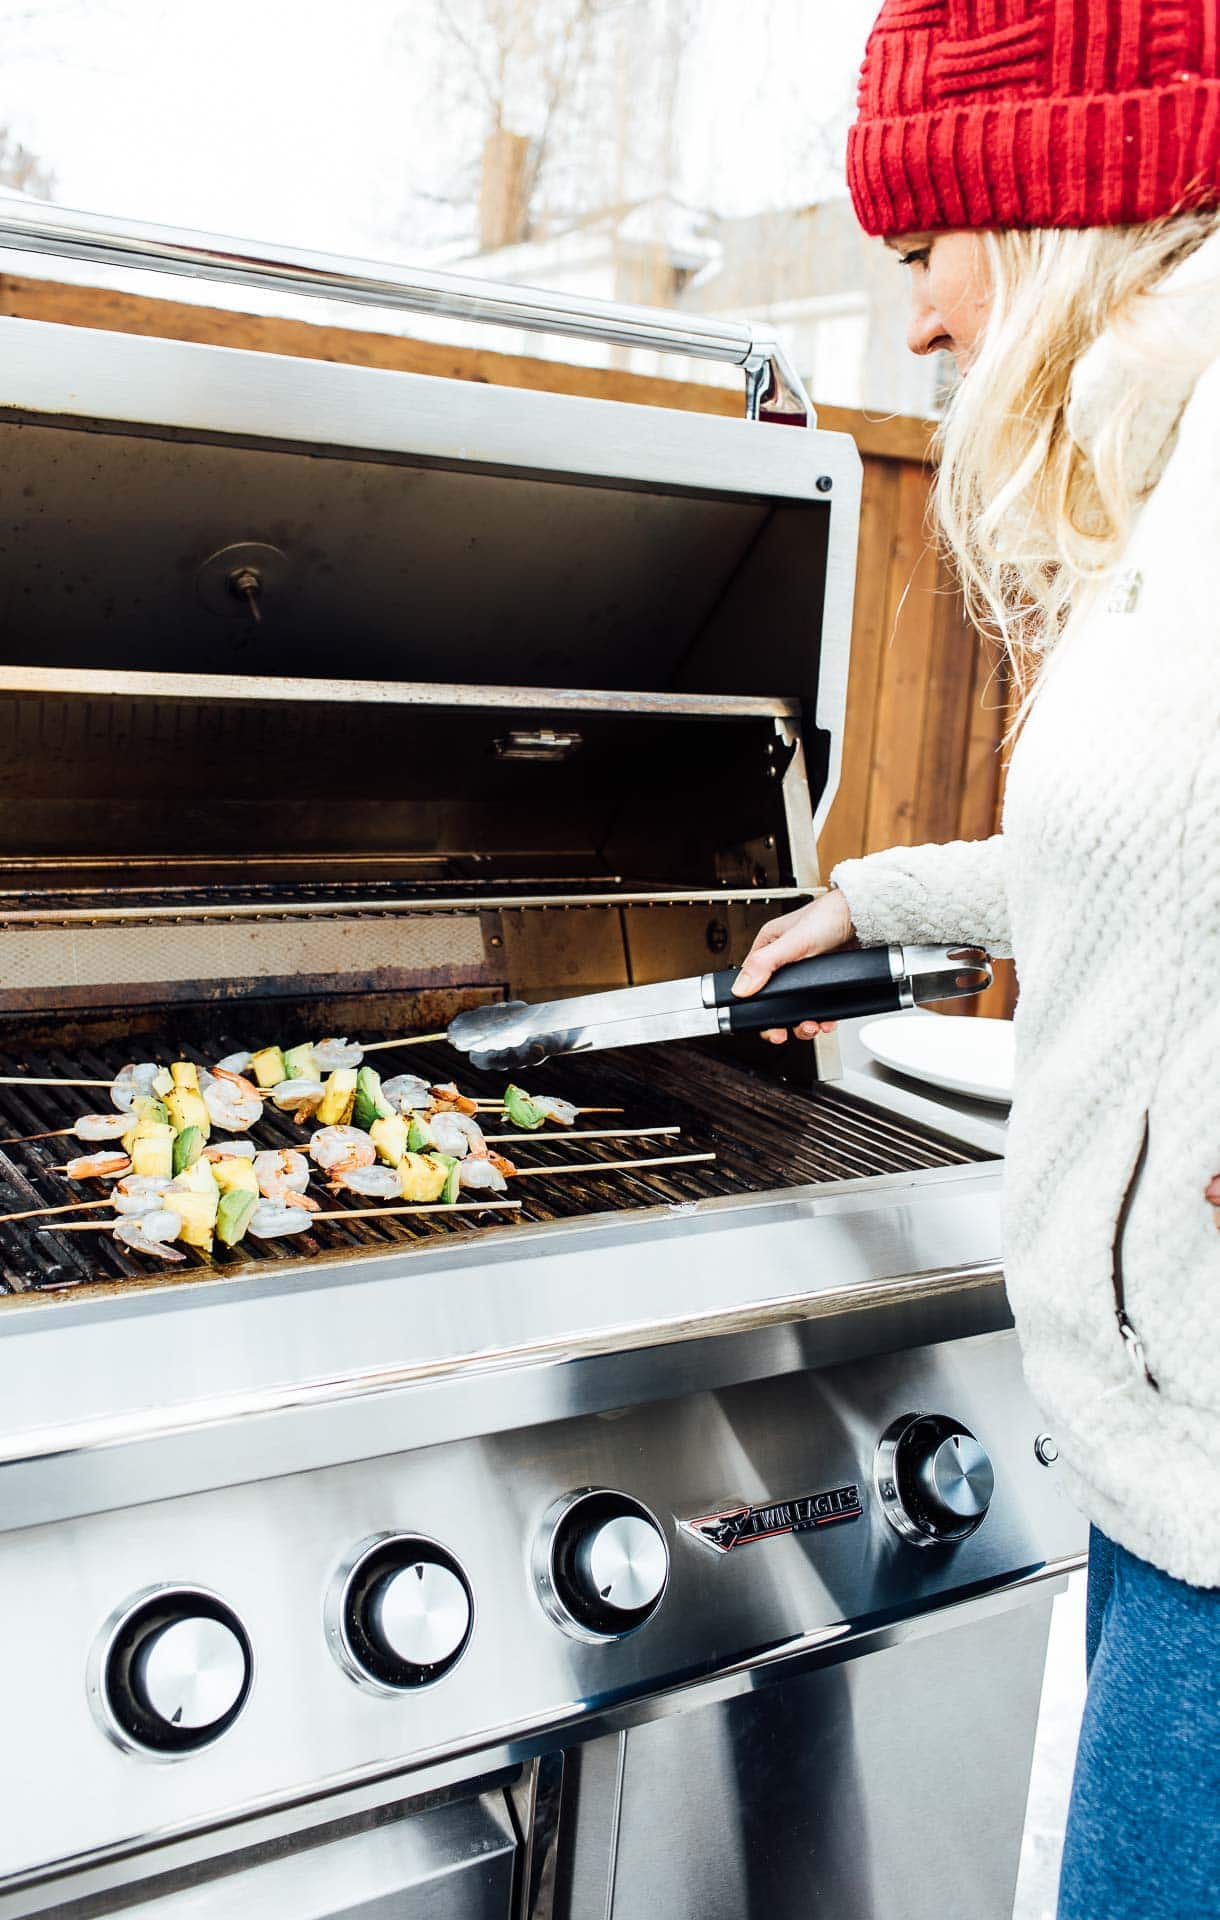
[308,1127,375,1176]
[203,1069,263,1134]
[328,1165,401,1199]
[62,1150,131,1182]
[253,1150,320,1212]
[113,1209,187,1263]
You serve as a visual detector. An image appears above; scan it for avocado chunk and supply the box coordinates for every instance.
[283,1043,320,1082]
[171,1125,204,1177]
[216,1186,258,1247]
[352,1066,392,1133]
[503,1084,546,1131]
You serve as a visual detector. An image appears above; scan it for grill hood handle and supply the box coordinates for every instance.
[0,194,811,426]
[707,945,993,1033]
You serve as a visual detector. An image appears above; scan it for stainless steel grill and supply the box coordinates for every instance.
[0,1032,987,1293]
[0,208,1081,1920]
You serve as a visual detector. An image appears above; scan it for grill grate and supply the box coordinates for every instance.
[0,1031,990,1298]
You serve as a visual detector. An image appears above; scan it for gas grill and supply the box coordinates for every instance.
[0,202,1084,1920]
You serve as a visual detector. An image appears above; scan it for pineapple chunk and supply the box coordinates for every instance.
[164,1165,220,1251]
[209,1155,259,1197]
[129,1127,174,1180]
[398,1152,448,1203]
[163,1190,216,1251]
[166,1087,211,1143]
[369,1115,409,1167]
[174,1162,221,1197]
[170,1061,200,1093]
[122,1107,171,1154]
[250,1046,287,1089]
[316,1068,357,1127]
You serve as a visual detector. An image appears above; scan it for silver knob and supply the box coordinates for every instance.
[369,1560,472,1669]
[916,1432,995,1522]
[575,1514,668,1614]
[133,1616,249,1731]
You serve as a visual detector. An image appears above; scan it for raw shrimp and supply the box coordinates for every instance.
[246,1201,315,1240]
[253,1149,317,1208]
[308,1127,375,1175]
[112,1175,171,1215]
[429,1082,478,1116]
[110,1062,161,1112]
[428,1111,486,1159]
[268,1077,325,1120]
[203,1139,257,1162]
[214,1051,253,1074]
[64,1151,131,1181]
[72,1112,137,1143]
[314,1037,364,1072]
[329,1164,400,1199]
[113,1209,185,1263]
[203,1069,263,1133]
[456,1158,508,1195]
[381,1073,433,1112]
[531,1096,578,1127]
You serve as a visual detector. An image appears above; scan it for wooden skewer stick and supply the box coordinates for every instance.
[481,1125,678,1145]
[0,1076,114,1088]
[0,1196,113,1224]
[0,1126,76,1146]
[40,1199,523,1233]
[471,1103,625,1114]
[359,1034,449,1054]
[514,1151,714,1177]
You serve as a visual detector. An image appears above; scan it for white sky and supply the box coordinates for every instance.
[0,0,878,260]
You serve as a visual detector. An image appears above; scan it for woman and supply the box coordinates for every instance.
[736,4,1220,1915]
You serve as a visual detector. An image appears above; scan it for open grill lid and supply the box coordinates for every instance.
[0,201,861,892]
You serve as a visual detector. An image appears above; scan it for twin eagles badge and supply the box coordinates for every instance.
[681,1483,864,1554]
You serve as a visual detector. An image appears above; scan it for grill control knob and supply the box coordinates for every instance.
[91,1589,253,1755]
[876,1414,995,1546]
[368,1560,472,1669]
[328,1536,474,1692]
[536,1490,670,1641]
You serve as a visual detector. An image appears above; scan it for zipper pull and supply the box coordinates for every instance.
[1116,1311,1160,1391]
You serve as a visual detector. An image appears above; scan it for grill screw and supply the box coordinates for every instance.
[226,565,263,624]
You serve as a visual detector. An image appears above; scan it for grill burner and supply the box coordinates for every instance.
[0,1033,988,1296]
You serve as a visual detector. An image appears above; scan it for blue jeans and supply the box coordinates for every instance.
[1057,1528,1220,1918]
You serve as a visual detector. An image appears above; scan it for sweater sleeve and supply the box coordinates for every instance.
[830,834,1013,959]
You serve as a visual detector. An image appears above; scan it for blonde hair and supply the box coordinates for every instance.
[933,209,1220,704]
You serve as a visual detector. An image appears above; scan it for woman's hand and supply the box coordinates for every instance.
[731,889,856,1045]
[1206,1173,1220,1231]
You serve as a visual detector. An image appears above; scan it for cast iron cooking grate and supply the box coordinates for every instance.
[0,1032,990,1296]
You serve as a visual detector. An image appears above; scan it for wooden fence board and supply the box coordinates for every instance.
[863,460,942,851]
[817,455,903,879]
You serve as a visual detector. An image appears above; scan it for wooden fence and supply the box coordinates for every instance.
[0,273,1015,1015]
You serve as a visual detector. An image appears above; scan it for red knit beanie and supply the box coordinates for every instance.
[848,0,1220,236]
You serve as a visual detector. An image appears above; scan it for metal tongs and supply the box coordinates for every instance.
[447,945,993,1072]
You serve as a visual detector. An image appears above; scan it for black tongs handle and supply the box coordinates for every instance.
[709,947,901,1033]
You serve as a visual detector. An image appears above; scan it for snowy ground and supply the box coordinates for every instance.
[1012,1574,1088,1920]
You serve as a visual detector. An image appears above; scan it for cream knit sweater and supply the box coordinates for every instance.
[832,236,1220,1589]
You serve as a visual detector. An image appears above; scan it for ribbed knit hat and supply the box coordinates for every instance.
[848,0,1220,237]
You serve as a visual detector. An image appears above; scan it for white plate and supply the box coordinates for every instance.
[859,1011,1014,1105]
